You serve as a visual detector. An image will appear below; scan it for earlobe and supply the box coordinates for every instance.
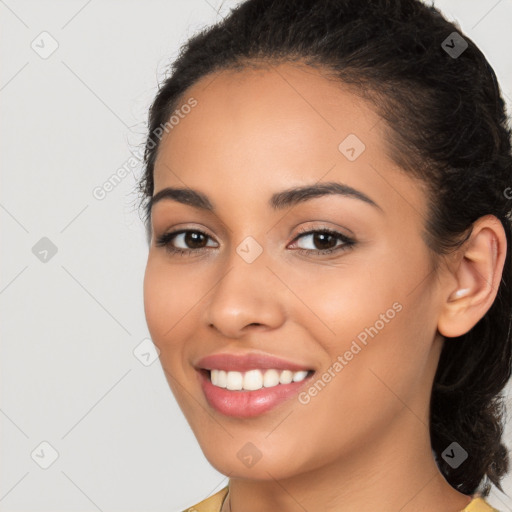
[437,215,507,339]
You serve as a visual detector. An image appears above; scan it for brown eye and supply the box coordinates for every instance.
[290,228,356,255]
[155,229,218,255]
[184,231,208,249]
[311,232,338,250]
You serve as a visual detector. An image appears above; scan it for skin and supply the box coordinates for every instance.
[143,62,507,512]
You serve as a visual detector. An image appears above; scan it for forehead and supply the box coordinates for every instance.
[152,62,426,222]
[155,62,384,169]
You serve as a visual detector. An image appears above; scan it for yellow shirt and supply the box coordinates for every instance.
[182,486,500,512]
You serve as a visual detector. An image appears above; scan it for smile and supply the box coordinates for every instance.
[194,352,316,417]
[197,368,316,418]
[209,368,312,391]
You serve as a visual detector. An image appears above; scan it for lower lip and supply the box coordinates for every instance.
[197,369,314,418]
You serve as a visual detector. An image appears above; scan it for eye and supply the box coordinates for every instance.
[155,229,218,255]
[289,227,355,255]
[155,226,356,257]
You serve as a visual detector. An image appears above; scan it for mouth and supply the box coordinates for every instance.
[196,367,316,418]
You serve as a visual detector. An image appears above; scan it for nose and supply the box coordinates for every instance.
[201,251,287,339]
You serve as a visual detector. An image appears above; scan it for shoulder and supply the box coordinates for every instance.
[179,488,499,512]
[463,496,501,512]
[181,486,229,512]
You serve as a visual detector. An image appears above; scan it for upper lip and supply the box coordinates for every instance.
[195,352,314,372]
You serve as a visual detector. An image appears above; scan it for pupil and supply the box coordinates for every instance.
[186,232,205,248]
[314,233,335,250]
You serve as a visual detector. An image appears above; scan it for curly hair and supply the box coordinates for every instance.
[137,0,512,497]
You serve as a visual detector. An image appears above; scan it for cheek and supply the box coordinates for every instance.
[282,309,431,471]
[288,249,433,405]
[305,242,431,348]
[283,255,401,348]
[143,257,205,414]
[142,256,200,351]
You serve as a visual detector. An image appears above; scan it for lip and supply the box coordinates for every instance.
[194,352,315,418]
[195,352,314,372]
[197,368,314,418]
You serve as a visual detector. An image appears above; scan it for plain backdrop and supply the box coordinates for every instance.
[1,1,512,511]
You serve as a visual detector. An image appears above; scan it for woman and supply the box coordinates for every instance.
[138,0,512,510]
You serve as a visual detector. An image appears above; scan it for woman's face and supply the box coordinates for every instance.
[143,62,446,480]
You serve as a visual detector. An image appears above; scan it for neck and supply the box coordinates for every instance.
[221,411,472,512]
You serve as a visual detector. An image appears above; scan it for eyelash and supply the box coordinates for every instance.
[155,226,356,257]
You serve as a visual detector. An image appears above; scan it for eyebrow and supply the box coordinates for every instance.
[147,181,383,219]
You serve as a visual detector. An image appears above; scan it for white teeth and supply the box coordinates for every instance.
[263,369,280,387]
[209,368,311,390]
[217,370,227,388]
[279,370,293,384]
[210,369,227,388]
[243,369,263,390]
[226,371,243,390]
[292,370,309,382]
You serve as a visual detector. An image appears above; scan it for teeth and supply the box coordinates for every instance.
[226,371,243,390]
[209,369,311,391]
[293,370,309,382]
[211,369,227,388]
[279,370,293,384]
[263,369,280,387]
[243,369,263,390]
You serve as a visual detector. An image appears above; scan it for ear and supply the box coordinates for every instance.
[437,215,507,338]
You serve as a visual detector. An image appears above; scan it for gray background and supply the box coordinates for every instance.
[1,0,511,511]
